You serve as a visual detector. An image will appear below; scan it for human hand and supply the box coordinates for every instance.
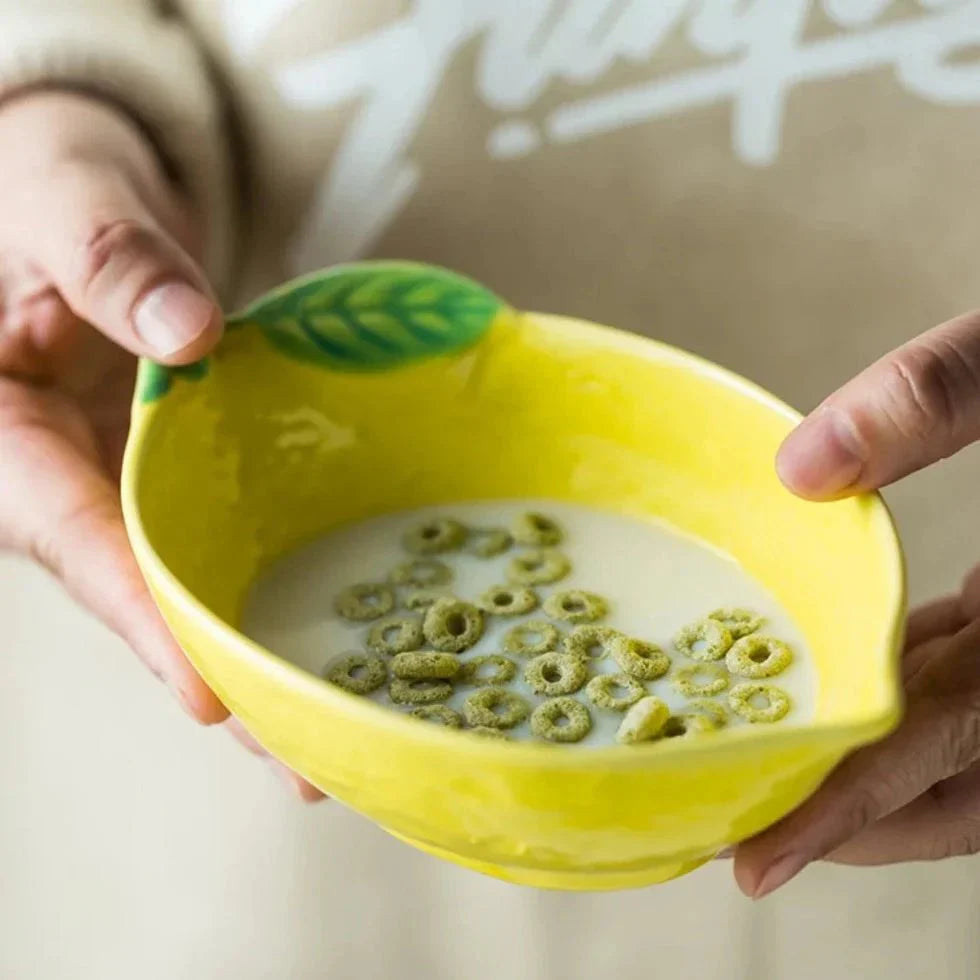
[733,309,980,894]
[0,91,322,800]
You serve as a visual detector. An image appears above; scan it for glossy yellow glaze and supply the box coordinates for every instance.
[121,293,905,891]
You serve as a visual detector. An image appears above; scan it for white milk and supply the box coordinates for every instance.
[242,500,816,745]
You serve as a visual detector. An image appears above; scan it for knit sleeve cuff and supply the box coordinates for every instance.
[0,12,236,295]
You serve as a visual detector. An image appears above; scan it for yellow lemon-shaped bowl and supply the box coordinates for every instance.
[121,261,904,891]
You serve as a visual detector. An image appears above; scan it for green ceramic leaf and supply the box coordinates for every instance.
[136,263,505,403]
[228,261,504,371]
[137,359,209,403]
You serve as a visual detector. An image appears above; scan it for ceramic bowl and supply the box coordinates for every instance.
[121,261,904,891]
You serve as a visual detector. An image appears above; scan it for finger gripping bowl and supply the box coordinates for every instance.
[121,261,905,891]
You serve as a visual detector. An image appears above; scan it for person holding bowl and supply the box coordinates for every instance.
[1,1,979,895]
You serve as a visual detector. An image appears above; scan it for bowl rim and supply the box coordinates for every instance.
[121,305,906,770]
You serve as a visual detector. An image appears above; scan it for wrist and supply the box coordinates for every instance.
[0,89,153,168]
[0,89,203,258]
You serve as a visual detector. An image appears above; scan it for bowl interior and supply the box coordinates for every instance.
[127,306,904,732]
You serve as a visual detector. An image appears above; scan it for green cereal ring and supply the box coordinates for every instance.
[391,651,460,680]
[477,585,539,617]
[563,625,620,661]
[611,636,670,680]
[389,677,453,705]
[367,616,424,656]
[459,654,517,687]
[512,511,564,547]
[585,673,645,711]
[729,683,791,723]
[506,548,571,586]
[402,588,452,611]
[673,618,734,662]
[333,583,395,622]
[389,559,453,588]
[687,698,729,728]
[524,652,588,697]
[616,696,670,744]
[530,697,592,743]
[423,598,484,652]
[465,527,513,558]
[544,589,608,624]
[672,663,729,698]
[709,607,764,639]
[662,713,718,739]
[410,704,462,728]
[466,726,510,740]
[502,620,561,657]
[462,687,531,729]
[402,517,465,555]
[323,653,387,695]
[725,635,793,679]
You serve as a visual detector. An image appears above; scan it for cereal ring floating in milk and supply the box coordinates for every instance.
[334,583,395,622]
[672,663,729,698]
[686,698,730,728]
[728,683,791,723]
[476,585,539,617]
[422,597,484,653]
[563,625,620,661]
[524,652,588,697]
[458,655,518,687]
[506,548,571,586]
[502,620,561,657]
[463,688,531,729]
[323,653,387,695]
[708,607,764,639]
[673,618,734,662]
[544,589,608,624]
[389,559,453,588]
[512,512,564,547]
[465,527,513,558]
[585,673,646,711]
[531,697,592,743]
[725,636,793,679]
[611,636,670,680]
[402,518,465,555]
[391,650,460,680]
[389,677,454,705]
[367,616,424,656]
[410,704,463,728]
[401,587,452,611]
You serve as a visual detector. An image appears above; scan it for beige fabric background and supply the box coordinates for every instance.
[5,2,980,977]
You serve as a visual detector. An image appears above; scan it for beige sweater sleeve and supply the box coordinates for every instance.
[0,1,234,294]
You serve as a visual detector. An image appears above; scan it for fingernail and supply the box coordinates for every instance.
[134,281,216,356]
[753,853,807,899]
[776,406,865,499]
